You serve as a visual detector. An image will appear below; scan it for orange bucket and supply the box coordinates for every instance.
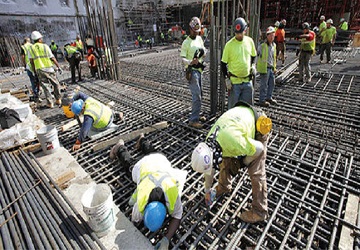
[62,105,75,118]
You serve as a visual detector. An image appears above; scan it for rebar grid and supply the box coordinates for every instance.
[26,49,360,249]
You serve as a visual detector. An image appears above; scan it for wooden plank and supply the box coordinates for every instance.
[60,116,84,132]
[339,194,359,250]
[54,170,75,188]
[92,121,168,152]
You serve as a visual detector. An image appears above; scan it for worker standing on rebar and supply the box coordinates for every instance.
[70,91,123,151]
[338,18,348,31]
[29,31,62,109]
[275,19,286,66]
[109,134,186,250]
[319,19,337,64]
[256,26,277,107]
[50,40,59,60]
[180,17,207,129]
[87,48,98,78]
[221,17,257,108]
[64,43,82,84]
[316,16,326,55]
[191,101,272,223]
[298,22,316,83]
[21,37,40,102]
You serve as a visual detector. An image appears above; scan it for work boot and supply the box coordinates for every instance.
[55,99,62,105]
[240,209,268,223]
[109,139,125,160]
[259,101,270,107]
[266,98,278,105]
[47,102,54,109]
[189,122,203,129]
[199,116,207,122]
[135,133,145,151]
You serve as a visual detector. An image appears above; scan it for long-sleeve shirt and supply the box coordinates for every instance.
[72,92,94,143]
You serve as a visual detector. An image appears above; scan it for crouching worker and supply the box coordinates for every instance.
[191,101,272,223]
[110,135,186,249]
[71,91,123,151]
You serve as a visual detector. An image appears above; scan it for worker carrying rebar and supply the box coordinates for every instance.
[256,26,277,107]
[29,31,62,109]
[50,40,59,60]
[275,19,286,66]
[338,18,348,31]
[64,43,82,84]
[297,22,316,83]
[109,134,186,250]
[191,101,272,223]
[319,19,337,64]
[21,37,40,102]
[221,17,257,108]
[180,17,207,129]
[70,91,123,151]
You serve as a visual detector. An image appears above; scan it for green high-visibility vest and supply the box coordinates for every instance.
[65,45,77,57]
[50,44,57,51]
[131,161,178,215]
[300,30,316,53]
[21,42,32,71]
[83,97,112,129]
[29,43,53,70]
[256,42,277,74]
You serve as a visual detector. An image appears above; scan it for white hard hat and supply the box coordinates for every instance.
[274,21,280,27]
[320,15,325,20]
[31,31,43,41]
[191,142,213,175]
[326,19,333,24]
[266,26,276,34]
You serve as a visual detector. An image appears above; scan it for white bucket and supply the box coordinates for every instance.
[81,184,115,237]
[36,125,60,155]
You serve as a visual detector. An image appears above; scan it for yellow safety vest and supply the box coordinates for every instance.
[50,44,57,51]
[21,43,32,71]
[83,97,112,129]
[76,40,83,50]
[256,42,276,74]
[29,43,53,70]
[131,161,179,215]
[65,45,78,57]
[300,30,316,53]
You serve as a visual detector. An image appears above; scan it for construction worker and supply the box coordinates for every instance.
[319,15,326,34]
[109,135,186,249]
[191,101,272,223]
[180,16,207,129]
[50,40,59,60]
[70,91,123,151]
[275,19,286,66]
[221,17,257,108]
[298,22,316,83]
[21,37,40,102]
[64,43,82,84]
[75,35,84,59]
[137,34,143,48]
[274,21,280,31]
[256,26,277,107]
[338,18,348,31]
[29,31,62,108]
[87,48,98,78]
[160,31,165,45]
[319,19,337,63]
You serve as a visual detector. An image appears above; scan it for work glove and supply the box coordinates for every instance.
[250,65,257,77]
[154,237,169,250]
[58,67,63,74]
[205,188,216,207]
[225,78,232,91]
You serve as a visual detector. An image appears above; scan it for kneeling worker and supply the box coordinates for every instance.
[110,135,186,249]
[71,91,123,151]
[191,101,272,223]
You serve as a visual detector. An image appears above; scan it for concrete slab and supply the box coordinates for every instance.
[35,147,152,250]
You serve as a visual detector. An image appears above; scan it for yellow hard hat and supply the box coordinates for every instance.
[256,116,272,135]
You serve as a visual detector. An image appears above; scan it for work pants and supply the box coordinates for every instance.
[188,70,202,123]
[298,51,312,81]
[37,70,61,105]
[68,56,81,84]
[319,42,332,62]
[259,68,275,103]
[228,81,254,109]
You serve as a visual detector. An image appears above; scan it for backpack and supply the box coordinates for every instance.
[0,108,22,129]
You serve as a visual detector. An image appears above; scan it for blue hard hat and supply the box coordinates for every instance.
[71,99,84,115]
[144,201,166,232]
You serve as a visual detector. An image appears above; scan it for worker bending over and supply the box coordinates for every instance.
[70,91,123,151]
[191,101,272,223]
[110,135,186,249]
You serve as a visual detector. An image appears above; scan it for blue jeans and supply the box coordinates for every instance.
[259,69,275,103]
[188,70,202,123]
[26,69,39,98]
[228,81,254,109]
